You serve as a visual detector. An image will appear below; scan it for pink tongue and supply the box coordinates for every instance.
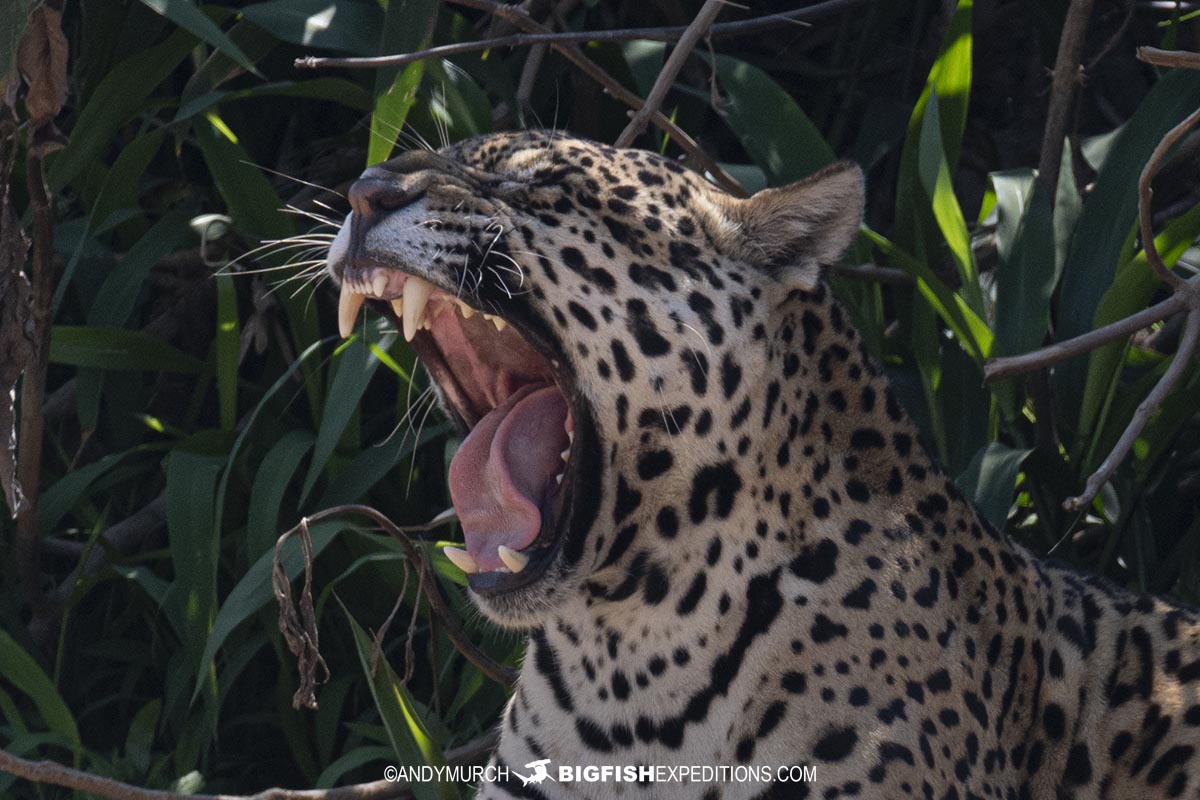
[448,385,568,572]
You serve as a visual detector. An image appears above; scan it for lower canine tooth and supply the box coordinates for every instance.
[497,545,529,573]
[443,546,478,574]
[390,299,404,318]
[337,285,366,339]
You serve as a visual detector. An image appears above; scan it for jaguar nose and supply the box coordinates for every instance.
[348,177,418,222]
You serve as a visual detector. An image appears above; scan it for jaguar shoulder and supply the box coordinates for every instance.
[326,131,1200,799]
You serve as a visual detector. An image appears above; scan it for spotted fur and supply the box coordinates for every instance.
[341,132,1200,799]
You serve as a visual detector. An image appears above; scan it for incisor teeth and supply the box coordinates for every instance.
[402,276,434,342]
[338,285,366,339]
[497,545,529,573]
[443,546,478,575]
[372,274,388,297]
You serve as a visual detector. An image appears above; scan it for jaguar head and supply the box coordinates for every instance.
[325,131,863,628]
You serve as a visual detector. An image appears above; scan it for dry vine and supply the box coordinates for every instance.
[273,503,517,711]
[985,46,1200,512]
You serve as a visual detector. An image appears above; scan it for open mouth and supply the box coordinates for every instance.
[336,264,578,595]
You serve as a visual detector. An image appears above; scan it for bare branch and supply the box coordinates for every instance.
[293,0,868,70]
[1137,104,1200,289]
[1138,46,1200,71]
[0,732,497,800]
[615,0,725,147]
[983,284,1192,381]
[1036,0,1095,202]
[1064,309,1200,511]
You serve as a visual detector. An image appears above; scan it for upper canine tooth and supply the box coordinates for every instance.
[560,448,569,462]
[402,276,434,342]
[443,546,478,575]
[497,545,529,573]
[338,285,366,338]
[372,274,388,297]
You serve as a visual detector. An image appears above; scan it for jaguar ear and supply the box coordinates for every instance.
[721,161,864,284]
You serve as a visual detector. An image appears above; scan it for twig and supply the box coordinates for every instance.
[1036,0,1095,203]
[1064,309,1200,510]
[293,0,867,70]
[1137,104,1200,289]
[831,262,912,286]
[983,283,1192,381]
[275,505,518,691]
[615,0,725,147]
[0,732,497,800]
[1138,45,1200,70]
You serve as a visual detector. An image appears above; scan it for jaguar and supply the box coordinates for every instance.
[325,130,1200,799]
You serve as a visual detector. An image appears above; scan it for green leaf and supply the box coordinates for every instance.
[88,212,193,328]
[215,274,240,431]
[316,746,394,788]
[367,0,438,165]
[993,182,1055,357]
[48,29,196,192]
[711,54,835,184]
[300,337,384,503]
[1055,68,1200,418]
[124,699,163,775]
[165,450,225,710]
[988,169,1035,263]
[0,628,81,763]
[138,0,261,76]
[49,326,207,373]
[341,604,460,800]
[239,0,384,53]
[916,90,984,316]
[194,111,324,421]
[955,443,1032,531]
[895,0,972,255]
[39,450,132,532]
[368,63,426,166]
[246,431,315,560]
[174,78,372,123]
[426,58,492,142]
[863,228,992,361]
[1078,201,1200,433]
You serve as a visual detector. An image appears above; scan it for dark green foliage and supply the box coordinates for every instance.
[1,1,1199,796]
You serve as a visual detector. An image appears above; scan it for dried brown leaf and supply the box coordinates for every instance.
[16,5,67,125]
